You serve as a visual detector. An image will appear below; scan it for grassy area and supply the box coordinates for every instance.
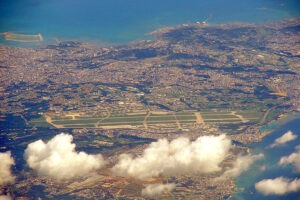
[247,118,260,123]
[176,115,196,120]
[110,113,147,117]
[202,115,239,119]
[149,113,173,117]
[176,111,196,115]
[147,116,176,121]
[204,119,242,123]
[30,116,53,128]
[51,116,73,120]
[147,121,178,125]
[75,116,104,119]
[101,117,145,123]
[52,119,99,125]
[98,122,143,126]
[31,121,53,128]
[200,110,232,114]
[63,124,96,128]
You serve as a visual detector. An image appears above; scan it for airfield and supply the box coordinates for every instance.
[31,110,262,130]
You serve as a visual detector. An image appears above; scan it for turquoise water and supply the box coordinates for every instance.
[232,115,300,200]
[0,0,299,45]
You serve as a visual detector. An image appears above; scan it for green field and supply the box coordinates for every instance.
[52,119,100,125]
[30,109,263,129]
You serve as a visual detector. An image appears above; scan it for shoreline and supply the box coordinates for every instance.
[258,112,300,140]
[231,114,300,199]
[1,14,299,199]
[1,17,300,49]
[231,111,300,145]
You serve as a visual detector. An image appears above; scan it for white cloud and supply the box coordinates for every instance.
[0,151,15,185]
[270,131,297,148]
[279,145,300,172]
[0,195,12,200]
[112,134,231,179]
[24,133,105,180]
[255,177,300,195]
[142,183,175,197]
[216,153,264,180]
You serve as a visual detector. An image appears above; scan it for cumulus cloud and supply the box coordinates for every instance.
[0,151,15,185]
[216,153,264,180]
[24,133,105,180]
[269,131,297,148]
[142,183,175,197]
[255,177,300,195]
[112,134,231,179]
[279,145,300,172]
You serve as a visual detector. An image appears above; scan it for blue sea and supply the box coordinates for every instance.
[232,115,300,200]
[0,0,299,45]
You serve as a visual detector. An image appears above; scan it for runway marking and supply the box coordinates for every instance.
[45,115,63,128]
[143,110,151,129]
[96,108,111,127]
[231,111,248,123]
[195,112,204,124]
[173,113,182,130]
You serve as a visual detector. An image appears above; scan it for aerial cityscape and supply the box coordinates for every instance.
[0,0,300,199]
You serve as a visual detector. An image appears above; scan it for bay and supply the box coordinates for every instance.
[0,0,299,45]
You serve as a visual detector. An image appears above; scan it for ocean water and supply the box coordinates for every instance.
[0,0,299,45]
[232,115,300,200]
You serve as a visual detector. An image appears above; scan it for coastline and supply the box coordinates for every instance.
[259,112,300,139]
[1,17,300,49]
[1,13,299,199]
[231,113,300,199]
